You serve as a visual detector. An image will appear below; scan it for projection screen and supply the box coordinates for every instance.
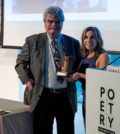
[2,0,120,52]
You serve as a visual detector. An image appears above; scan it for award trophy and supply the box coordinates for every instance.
[56,56,74,77]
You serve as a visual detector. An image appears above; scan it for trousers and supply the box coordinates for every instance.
[33,88,75,134]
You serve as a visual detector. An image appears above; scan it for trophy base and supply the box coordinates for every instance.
[56,72,67,77]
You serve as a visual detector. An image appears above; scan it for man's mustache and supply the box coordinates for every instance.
[49,26,58,29]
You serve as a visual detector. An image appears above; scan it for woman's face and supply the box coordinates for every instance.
[83,30,97,52]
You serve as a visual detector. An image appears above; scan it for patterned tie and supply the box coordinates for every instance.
[51,40,61,71]
[51,40,64,83]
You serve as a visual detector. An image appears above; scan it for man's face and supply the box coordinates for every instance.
[44,15,63,39]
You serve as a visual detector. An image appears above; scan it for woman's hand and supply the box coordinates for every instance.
[65,72,81,82]
[65,72,85,82]
[72,72,81,81]
[65,75,74,82]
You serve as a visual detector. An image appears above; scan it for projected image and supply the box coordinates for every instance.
[12,0,107,14]
[4,0,120,51]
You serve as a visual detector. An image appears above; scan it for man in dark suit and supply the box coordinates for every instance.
[15,6,82,134]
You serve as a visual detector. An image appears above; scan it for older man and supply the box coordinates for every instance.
[15,6,82,134]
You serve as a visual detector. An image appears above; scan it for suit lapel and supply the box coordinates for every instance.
[35,33,47,79]
[61,35,74,57]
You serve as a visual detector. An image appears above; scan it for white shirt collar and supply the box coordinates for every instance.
[47,34,61,44]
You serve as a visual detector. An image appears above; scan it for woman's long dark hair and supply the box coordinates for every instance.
[81,26,105,57]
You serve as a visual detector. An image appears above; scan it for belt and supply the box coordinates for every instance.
[44,87,67,94]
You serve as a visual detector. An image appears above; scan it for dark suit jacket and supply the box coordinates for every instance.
[15,33,82,113]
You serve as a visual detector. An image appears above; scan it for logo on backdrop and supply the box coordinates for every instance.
[98,87,115,134]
